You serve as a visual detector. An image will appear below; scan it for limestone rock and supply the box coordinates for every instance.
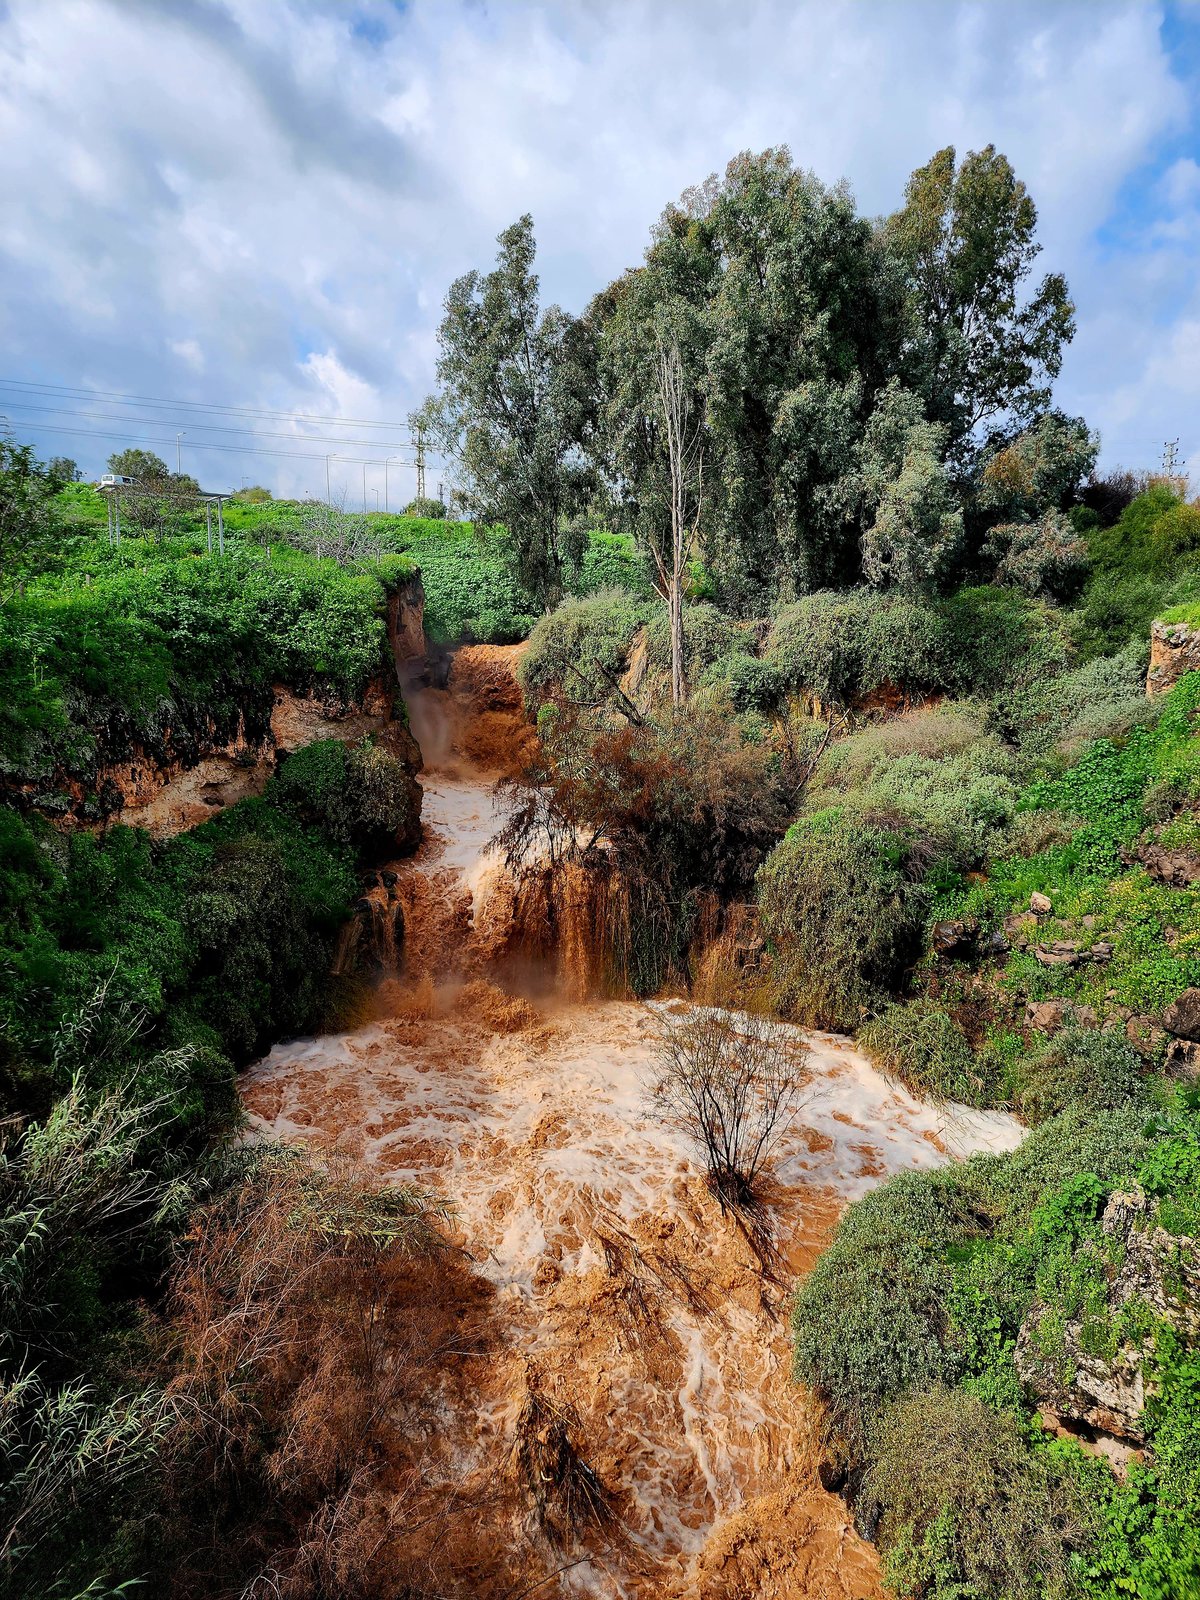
[1030,891,1053,915]
[1163,987,1200,1042]
[1016,1190,1200,1443]
[1148,618,1200,696]
[1140,841,1200,889]
[1025,999,1096,1034]
[1035,941,1080,968]
[1166,1038,1200,1080]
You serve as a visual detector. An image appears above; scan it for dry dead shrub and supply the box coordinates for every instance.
[648,1005,809,1212]
[154,1145,529,1600]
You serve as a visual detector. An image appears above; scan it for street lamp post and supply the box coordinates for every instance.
[384,454,405,513]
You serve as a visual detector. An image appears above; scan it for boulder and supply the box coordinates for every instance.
[1163,987,1200,1042]
[1025,999,1096,1035]
[1030,891,1053,915]
[1166,1038,1200,1080]
[1139,842,1200,888]
[1148,618,1200,696]
[1035,940,1081,968]
[932,917,976,956]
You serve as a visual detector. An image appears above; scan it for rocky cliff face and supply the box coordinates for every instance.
[19,573,428,837]
[1148,618,1200,696]
[1016,1189,1200,1444]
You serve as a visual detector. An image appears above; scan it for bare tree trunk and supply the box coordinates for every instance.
[656,340,703,709]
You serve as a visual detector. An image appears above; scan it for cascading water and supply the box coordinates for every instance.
[243,644,1024,1600]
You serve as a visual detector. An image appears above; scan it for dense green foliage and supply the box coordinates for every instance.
[1,530,414,795]
[759,806,950,1028]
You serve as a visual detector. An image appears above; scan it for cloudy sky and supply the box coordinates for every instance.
[1,0,1198,502]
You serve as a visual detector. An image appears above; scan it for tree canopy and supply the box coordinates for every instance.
[417,143,1079,611]
[414,214,596,605]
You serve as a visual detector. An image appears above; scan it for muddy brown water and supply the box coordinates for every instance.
[243,647,1024,1599]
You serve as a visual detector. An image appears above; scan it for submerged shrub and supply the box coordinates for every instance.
[868,1386,1095,1600]
[860,999,979,1104]
[757,806,949,1028]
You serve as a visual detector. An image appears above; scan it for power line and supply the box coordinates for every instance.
[0,376,411,429]
[0,397,416,452]
[2,417,406,465]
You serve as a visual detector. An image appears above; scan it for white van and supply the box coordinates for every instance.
[96,473,137,488]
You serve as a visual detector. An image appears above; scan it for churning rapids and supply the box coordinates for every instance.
[243,646,1024,1600]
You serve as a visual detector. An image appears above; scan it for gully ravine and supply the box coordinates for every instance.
[242,645,1024,1600]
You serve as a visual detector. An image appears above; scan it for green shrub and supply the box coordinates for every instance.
[646,600,742,683]
[937,586,1072,703]
[270,738,420,860]
[758,806,952,1027]
[791,1167,984,1467]
[0,537,412,786]
[809,703,1022,860]
[765,589,947,706]
[518,589,651,706]
[860,999,980,1103]
[1012,1025,1151,1125]
[868,1387,1095,1600]
[1087,485,1197,579]
[988,1103,1154,1230]
[577,529,654,597]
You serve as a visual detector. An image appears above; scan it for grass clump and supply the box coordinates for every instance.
[860,998,980,1104]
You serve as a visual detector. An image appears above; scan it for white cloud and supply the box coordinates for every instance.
[0,0,1194,491]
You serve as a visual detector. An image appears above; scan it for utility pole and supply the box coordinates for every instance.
[205,501,213,556]
[415,426,426,502]
[362,460,368,514]
[1163,440,1185,480]
[176,432,185,473]
[114,494,121,546]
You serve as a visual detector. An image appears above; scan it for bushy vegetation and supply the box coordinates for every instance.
[0,485,439,1593]
[1,530,415,795]
[7,129,1200,1598]
[765,589,948,708]
[759,807,953,1029]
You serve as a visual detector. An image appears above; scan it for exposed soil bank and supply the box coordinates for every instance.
[243,644,1023,1598]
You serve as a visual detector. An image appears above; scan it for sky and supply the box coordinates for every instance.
[0,0,1198,503]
